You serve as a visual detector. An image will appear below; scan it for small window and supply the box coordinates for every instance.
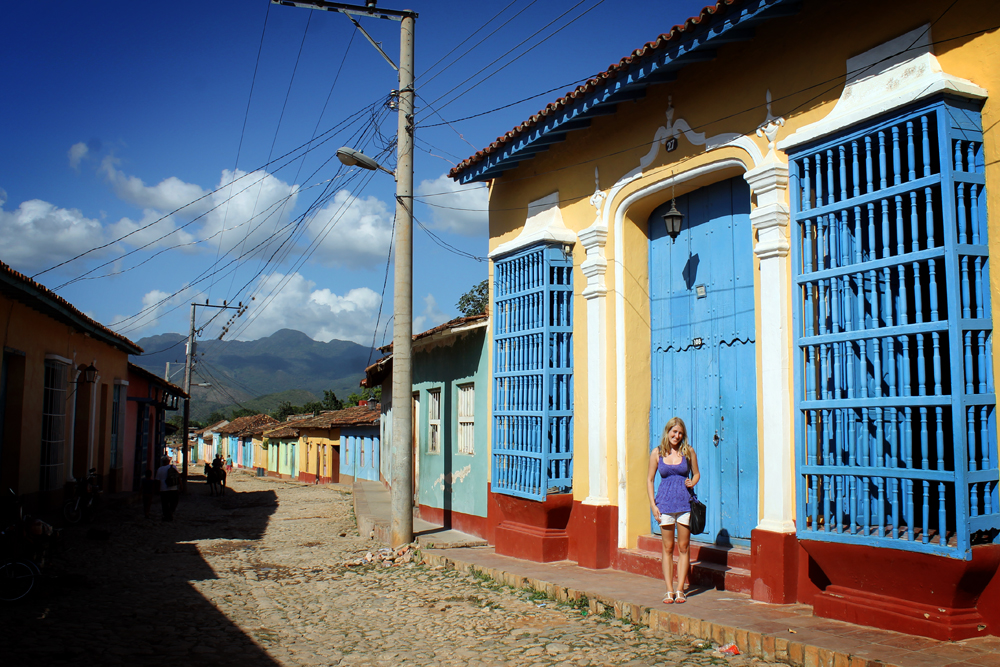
[360,436,366,467]
[457,383,475,455]
[427,388,441,454]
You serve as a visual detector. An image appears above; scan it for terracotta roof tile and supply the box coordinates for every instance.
[263,424,301,439]
[216,414,278,436]
[449,1,741,180]
[127,362,189,399]
[293,405,380,430]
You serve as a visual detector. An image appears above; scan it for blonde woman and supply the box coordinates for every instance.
[646,417,700,603]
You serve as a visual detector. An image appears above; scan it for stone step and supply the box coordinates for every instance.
[617,537,753,595]
[636,534,752,571]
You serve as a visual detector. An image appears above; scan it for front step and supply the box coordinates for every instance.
[617,536,752,594]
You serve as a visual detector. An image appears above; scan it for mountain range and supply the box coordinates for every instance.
[132,329,375,421]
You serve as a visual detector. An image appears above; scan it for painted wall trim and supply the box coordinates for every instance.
[489,192,576,259]
[779,25,987,150]
[580,182,610,505]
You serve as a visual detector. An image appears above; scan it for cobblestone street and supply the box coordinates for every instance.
[2,474,787,666]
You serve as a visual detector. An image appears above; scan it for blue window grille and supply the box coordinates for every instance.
[492,243,573,500]
[790,96,998,559]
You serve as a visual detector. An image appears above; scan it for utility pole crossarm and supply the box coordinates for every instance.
[270,0,416,22]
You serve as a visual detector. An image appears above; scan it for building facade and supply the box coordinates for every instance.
[0,261,142,504]
[450,0,1000,640]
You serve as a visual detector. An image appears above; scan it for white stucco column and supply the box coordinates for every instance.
[744,132,795,533]
[580,222,610,506]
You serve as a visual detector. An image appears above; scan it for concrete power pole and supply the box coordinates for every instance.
[271,0,417,547]
[182,303,196,489]
[391,11,415,548]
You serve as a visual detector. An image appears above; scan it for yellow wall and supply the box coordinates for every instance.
[299,428,339,479]
[484,0,1000,548]
[0,295,131,499]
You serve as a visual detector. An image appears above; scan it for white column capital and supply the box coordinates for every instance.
[580,223,609,301]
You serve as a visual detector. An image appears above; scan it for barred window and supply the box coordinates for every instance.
[427,388,441,454]
[492,243,573,500]
[789,97,997,559]
[457,383,475,455]
[40,359,68,491]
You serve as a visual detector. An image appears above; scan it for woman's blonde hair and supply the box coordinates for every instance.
[659,416,692,461]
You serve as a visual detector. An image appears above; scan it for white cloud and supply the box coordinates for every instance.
[109,285,205,337]
[233,272,382,344]
[68,142,89,170]
[412,292,448,334]
[197,168,300,259]
[101,155,210,213]
[108,209,196,251]
[415,174,488,236]
[0,198,110,273]
[308,189,393,269]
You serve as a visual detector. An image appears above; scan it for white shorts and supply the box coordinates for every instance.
[659,511,690,527]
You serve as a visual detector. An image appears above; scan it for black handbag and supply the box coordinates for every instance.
[688,490,706,534]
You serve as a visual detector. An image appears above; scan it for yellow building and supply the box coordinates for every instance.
[450,0,1000,640]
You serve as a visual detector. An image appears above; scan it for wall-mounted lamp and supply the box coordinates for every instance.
[75,363,98,384]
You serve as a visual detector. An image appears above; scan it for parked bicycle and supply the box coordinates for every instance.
[1,488,54,602]
[63,469,101,524]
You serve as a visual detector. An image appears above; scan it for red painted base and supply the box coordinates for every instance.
[568,503,617,569]
[299,472,316,483]
[750,528,798,603]
[801,541,1000,640]
[492,492,573,562]
[418,504,489,541]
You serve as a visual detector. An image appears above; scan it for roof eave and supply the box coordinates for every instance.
[452,0,799,184]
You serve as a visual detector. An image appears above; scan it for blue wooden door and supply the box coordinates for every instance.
[649,176,758,545]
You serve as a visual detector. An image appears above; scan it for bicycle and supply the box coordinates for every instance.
[63,469,101,524]
[0,488,47,602]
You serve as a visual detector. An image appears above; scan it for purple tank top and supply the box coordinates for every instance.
[654,455,690,514]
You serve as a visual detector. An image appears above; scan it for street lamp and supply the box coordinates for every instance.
[336,147,394,176]
[277,0,417,547]
[662,199,684,242]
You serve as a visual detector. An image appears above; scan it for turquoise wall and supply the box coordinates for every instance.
[413,327,489,519]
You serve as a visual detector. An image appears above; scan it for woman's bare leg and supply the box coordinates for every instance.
[676,523,691,596]
[661,526,676,595]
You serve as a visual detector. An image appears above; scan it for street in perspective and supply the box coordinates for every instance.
[0,474,781,667]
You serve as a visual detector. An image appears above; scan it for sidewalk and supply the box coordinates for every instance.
[353,481,1000,667]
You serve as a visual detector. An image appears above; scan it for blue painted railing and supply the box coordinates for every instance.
[790,97,998,559]
[492,243,573,500]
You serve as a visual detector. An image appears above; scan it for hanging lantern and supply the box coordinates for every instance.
[661,198,684,242]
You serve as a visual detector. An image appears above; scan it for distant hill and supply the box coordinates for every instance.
[132,329,374,421]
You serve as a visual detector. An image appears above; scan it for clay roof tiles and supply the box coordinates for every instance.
[292,405,380,430]
[216,414,278,437]
[448,0,744,180]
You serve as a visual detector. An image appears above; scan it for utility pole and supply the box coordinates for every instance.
[272,0,417,547]
[182,300,247,491]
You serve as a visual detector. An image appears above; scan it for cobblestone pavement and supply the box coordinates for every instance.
[2,474,789,666]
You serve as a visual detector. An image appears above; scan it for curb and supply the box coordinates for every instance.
[420,551,893,667]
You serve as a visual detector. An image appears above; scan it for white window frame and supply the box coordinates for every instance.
[40,359,68,491]
[427,388,441,454]
[457,383,475,455]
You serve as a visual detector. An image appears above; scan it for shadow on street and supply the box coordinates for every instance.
[1,475,282,667]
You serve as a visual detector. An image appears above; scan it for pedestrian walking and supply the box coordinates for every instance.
[225,456,233,473]
[140,469,157,519]
[155,456,180,521]
[646,416,700,604]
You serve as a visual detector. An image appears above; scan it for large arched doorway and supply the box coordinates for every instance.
[648,175,758,545]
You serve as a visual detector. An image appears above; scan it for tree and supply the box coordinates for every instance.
[271,401,298,421]
[206,410,227,425]
[322,390,343,411]
[456,278,488,316]
[230,407,255,420]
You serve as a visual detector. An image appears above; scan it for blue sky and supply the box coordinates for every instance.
[1,0,710,351]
